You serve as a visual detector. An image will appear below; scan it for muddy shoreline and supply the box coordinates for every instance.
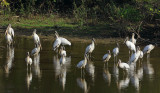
[0,28,124,44]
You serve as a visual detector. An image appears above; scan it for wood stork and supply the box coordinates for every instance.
[102,50,111,67]
[32,29,40,46]
[113,43,119,62]
[77,54,88,74]
[7,24,14,39]
[60,54,66,66]
[31,42,42,56]
[143,44,155,55]
[117,59,130,72]
[130,33,136,45]
[85,38,95,58]
[25,52,32,71]
[55,31,71,46]
[124,37,136,57]
[5,29,13,46]
[129,50,138,64]
[53,33,61,52]
[59,46,66,56]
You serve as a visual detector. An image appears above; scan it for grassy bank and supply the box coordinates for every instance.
[0,13,160,41]
[0,14,121,38]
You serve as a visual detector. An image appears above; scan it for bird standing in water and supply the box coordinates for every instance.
[113,43,119,63]
[103,50,111,67]
[85,38,95,59]
[25,52,32,71]
[32,29,40,46]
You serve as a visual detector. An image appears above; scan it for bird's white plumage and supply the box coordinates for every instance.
[25,55,32,66]
[103,54,109,60]
[126,41,136,52]
[53,38,61,51]
[31,46,41,56]
[119,63,130,70]
[143,44,155,54]
[59,47,66,56]
[60,56,66,65]
[33,32,40,45]
[130,33,136,45]
[5,32,13,46]
[77,59,87,68]
[129,52,137,63]
[59,37,71,46]
[113,47,119,57]
[139,51,143,58]
[118,60,130,71]
[103,53,111,62]
[8,27,14,38]
[85,41,95,54]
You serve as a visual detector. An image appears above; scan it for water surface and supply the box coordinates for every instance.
[0,35,160,93]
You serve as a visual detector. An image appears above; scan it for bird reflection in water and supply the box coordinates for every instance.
[77,77,89,93]
[103,66,111,86]
[5,46,14,78]
[33,54,41,79]
[53,54,71,91]
[113,63,119,84]
[143,56,154,81]
[59,66,67,91]
[26,70,32,90]
[86,61,95,82]
[117,75,130,91]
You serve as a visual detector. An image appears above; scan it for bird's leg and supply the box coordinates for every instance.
[104,63,105,68]
[114,56,115,63]
[107,62,108,68]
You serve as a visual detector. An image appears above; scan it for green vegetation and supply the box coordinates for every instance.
[0,0,160,39]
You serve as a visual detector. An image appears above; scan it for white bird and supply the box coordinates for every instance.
[143,44,155,54]
[77,54,88,74]
[85,38,95,58]
[55,31,71,46]
[130,33,136,45]
[32,29,40,46]
[103,50,111,66]
[59,46,66,56]
[117,59,130,71]
[129,51,137,64]
[31,43,42,56]
[60,54,66,66]
[25,52,32,70]
[113,43,119,62]
[7,24,14,38]
[139,51,143,59]
[53,33,61,51]
[5,29,13,46]
[124,37,136,55]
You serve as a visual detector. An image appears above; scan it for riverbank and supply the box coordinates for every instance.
[0,14,160,44]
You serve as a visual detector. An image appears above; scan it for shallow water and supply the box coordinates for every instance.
[0,35,160,93]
